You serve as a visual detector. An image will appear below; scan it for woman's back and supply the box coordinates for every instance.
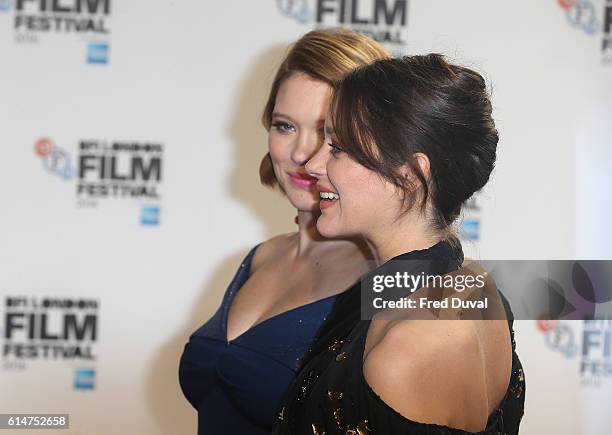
[363,317,513,431]
[275,239,526,435]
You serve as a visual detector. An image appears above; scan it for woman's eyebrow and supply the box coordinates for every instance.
[324,125,335,135]
[271,111,296,123]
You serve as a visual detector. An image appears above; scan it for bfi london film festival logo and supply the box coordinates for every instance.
[0,0,111,64]
[2,296,99,376]
[539,319,612,388]
[3,296,98,390]
[558,0,612,64]
[33,137,164,226]
[276,0,409,45]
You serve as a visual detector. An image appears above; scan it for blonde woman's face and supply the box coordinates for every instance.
[268,73,331,212]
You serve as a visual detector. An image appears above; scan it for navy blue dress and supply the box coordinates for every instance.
[179,245,338,435]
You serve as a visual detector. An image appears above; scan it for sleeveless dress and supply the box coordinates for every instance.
[274,239,526,435]
[179,246,338,435]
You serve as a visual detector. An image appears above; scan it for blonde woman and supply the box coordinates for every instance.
[179,29,389,435]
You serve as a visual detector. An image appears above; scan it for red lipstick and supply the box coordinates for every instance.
[287,172,317,189]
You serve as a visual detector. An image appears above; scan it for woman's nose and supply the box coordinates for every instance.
[291,129,324,166]
[305,142,328,179]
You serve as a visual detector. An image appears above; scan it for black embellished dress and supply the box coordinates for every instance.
[274,239,525,435]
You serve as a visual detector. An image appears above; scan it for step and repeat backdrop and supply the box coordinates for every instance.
[1,0,611,434]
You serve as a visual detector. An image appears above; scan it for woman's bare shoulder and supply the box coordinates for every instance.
[363,319,491,431]
[250,232,297,272]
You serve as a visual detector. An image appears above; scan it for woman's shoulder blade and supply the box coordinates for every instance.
[362,320,490,432]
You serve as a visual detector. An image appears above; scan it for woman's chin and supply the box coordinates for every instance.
[316,218,342,239]
[285,192,319,213]
[289,197,321,215]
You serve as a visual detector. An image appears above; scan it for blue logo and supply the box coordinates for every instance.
[459,218,480,241]
[74,368,95,390]
[87,42,109,65]
[141,205,160,226]
[559,0,601,35]
[34,138,74,181]
[0,0,12,12]
[544,322,579,358]
[276,0,312,24]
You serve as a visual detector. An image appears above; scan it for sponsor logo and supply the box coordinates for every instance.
[141,205,160,226]
[87,41,108,64]
[276,0,409,45]
[459,218,480,241]
[74,367,95,390]
[459,195,482,242]
[0,0,12,12]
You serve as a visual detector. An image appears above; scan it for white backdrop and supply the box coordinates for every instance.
[1,1,611,434]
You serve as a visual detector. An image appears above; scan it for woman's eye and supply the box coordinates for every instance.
[271,121,295,133]
[328,142,344,156]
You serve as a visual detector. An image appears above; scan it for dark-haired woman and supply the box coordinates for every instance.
[178,30,389,435]
[274,54,525,435]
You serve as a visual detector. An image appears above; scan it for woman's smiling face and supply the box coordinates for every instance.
[268,73,332,212]
[305,114,404,240]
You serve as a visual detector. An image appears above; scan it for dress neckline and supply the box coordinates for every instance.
[358,358,506,434]
[382,237,464,265]
[223,245,339,344]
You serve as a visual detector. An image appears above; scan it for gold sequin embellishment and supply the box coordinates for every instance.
[335,352,348,362]
[345,420,371,435]
[327,390,344,429]
[328,339,345,352]
[311,423,326,435]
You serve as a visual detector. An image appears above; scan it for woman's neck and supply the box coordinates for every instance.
[294,209,363,258]
[367,213,444,264]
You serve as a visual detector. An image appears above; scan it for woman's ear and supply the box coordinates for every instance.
[413,152,431,179]
[400,152,431,189]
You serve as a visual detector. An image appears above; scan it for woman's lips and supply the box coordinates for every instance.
[320,198,336,210]
[318,186,338,211]
[287,172,317,189]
